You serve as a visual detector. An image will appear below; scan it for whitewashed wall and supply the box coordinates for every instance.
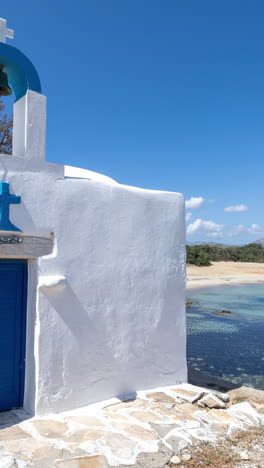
[0,91,186,415]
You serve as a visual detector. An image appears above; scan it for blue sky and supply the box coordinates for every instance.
[2,1,264,245]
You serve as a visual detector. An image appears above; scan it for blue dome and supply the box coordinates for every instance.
[0,43,41,101]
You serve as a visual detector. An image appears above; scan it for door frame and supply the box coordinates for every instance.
[0,259,28,408]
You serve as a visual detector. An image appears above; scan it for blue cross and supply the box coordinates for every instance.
[0,182,21,232]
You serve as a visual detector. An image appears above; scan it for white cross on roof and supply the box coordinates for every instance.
[0,18,14,44]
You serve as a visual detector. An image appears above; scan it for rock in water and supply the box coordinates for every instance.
[212,309,232,315]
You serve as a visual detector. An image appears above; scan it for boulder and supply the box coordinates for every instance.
[198,393,226,409]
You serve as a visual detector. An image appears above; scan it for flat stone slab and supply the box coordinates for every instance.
[65,429,107,443]
[104,399,150,412]
[145,392,176,403]
[0,425,31,441]
[129,410,164,423]
[66,416,106,427]
[33,420,69,438]
[56,455,109,467]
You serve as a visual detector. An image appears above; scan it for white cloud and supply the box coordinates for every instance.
[185,196,205,210]
[228,224,264,237]
[224,204,248,212]
[187,219,224,238]
[187,218,264,240]
[185,212,192,221]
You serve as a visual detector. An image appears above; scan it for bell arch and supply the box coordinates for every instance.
[0,43,41,102]
[0,42,46,161]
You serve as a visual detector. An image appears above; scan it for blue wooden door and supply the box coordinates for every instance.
[0,261,27,411]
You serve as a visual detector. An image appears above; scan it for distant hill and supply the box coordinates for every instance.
[254,238,264,247]
[187,242,264,266]
[187,241,239,247]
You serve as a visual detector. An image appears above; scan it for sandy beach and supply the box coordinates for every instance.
[187,261,264,289]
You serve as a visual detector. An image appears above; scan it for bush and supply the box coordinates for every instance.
[186,243,264,266]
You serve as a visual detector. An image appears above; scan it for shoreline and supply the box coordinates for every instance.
[186,261,264,289]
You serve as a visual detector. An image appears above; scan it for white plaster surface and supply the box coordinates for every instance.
[0,91,187,415]
[65,165,118,185]
[38,275,66,290]
[13,91,46,161]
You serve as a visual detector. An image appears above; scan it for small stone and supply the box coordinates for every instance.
[170,455,181,465]
[240,451,249,460]
[197,402,205,408]
[172,388,203,404]
[182,453,192,461]
[198,393,226,409]
[146,392,176,403]
[212,391,230,403]
[33,420,69,438]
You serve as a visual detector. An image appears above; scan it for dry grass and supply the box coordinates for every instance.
[177,426,264,468]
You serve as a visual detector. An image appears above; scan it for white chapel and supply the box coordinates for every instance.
[0,19,186,416]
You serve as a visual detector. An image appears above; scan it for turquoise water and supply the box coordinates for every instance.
[187,283,264,389]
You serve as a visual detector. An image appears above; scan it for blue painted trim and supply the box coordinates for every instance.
[0,259,28,408]
[0,181,21,232]
[0,43,41,101]
[19,261,28,408]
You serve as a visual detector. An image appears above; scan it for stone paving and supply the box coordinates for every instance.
[0,383,263,467]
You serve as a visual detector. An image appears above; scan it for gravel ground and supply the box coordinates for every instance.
[171,425,264,468]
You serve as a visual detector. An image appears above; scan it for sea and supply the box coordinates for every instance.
[187,283,264,390]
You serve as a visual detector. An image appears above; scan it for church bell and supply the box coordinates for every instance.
[0,66,12,96]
